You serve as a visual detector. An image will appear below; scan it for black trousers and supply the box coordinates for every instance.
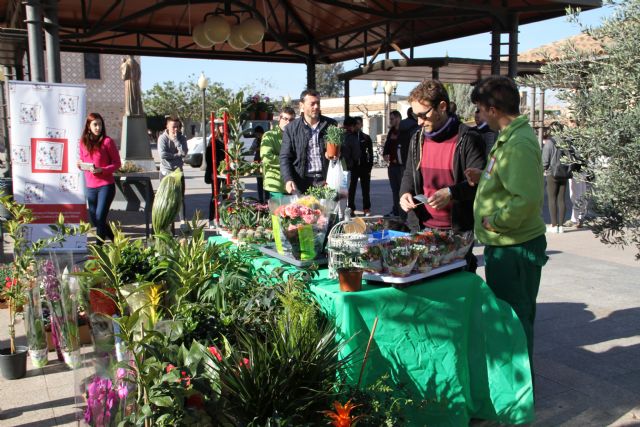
[546,175,567,226]
[348,164,372,212]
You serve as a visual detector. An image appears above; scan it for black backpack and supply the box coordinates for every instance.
[550,143,572,180]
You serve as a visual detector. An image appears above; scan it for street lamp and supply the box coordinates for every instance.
[391,81,398,94]
[383,81,394,134]
[283,94,291,105]
[197,72,209,142]
[371,80,378,94]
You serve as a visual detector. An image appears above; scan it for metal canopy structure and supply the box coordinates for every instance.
[0,0,600,74]
[339,57,542,84]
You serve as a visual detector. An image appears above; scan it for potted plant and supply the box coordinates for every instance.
[336,258,363,292]
[362,244,383,273]
[382,238,419,277]
[325,125,345,158]
[0,195,88,378]
[0,269,29,379]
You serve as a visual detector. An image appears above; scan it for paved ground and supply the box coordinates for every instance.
[0,164,639,426]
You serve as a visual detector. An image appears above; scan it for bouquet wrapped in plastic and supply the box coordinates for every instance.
[269,195,336,260]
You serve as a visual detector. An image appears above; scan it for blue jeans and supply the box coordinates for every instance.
[86,183,115,242]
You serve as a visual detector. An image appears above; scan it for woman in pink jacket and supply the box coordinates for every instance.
[78,113,121,243]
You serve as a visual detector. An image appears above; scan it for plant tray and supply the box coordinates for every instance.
[258,245,328,267]
[363,260,466,288]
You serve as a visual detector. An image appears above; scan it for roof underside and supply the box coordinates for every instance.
[0,0,601,65]
[340,57,542,84]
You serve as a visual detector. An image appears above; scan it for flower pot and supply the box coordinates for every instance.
[338,268,363,292]
[29,348,49,368]
[0,346,29,380]
[387,260,417,277]
[79,323,92,345]
[363,259,383,273]
[326,143,340,158]
[62,349,81,369]
[258,111,268,120]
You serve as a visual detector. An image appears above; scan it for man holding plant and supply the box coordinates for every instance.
[280,89,337,194]
[399,80,486,272]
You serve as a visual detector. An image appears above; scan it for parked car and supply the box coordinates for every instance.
[183,120,275,168]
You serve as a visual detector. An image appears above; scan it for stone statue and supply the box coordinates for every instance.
[121,55,144,116]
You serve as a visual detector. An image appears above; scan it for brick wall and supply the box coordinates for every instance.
[60,52,127,147]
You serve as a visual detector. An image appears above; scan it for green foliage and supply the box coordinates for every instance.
[152,168,183,233]
[142,75,234,123]
[305,185,338,201]
[213,314,348,425]
[340,373,430,426]
[116,239,165,284]
[325,124,346,146]
[443,83,475,121]
[522,0,640,259]
[316,63,346,98]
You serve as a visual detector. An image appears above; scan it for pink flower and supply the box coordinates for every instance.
[166,363,175,373]
[239,357,251,369]
[208,346,223,362]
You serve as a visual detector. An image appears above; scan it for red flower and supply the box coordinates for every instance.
[185,393,204,409]
[238,357,251,369]
[323,400,362,427]
[208,346,223,362]
[166,364,175,373]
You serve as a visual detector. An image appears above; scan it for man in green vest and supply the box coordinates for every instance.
[466,76,548,379]
[261,107,296,199]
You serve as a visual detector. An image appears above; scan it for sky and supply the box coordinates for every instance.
[140,5,615,99]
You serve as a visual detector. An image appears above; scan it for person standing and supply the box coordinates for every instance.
[398,80,486,272]
[261,107,296,199]
[78,113,121,243]
[204,122,226,228]
[348,116,374,215]
[280,89,337,194]
[466,76,547,377]
[542,128,570,233]
[473,107,497,157]
[158,116,188,224]
[250,126,266,202]
[382,110,404,216]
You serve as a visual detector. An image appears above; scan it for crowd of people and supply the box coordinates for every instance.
[80,77,596,390]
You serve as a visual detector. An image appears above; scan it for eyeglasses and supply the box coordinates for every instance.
[280,116,293,122]
[414,106,435,120]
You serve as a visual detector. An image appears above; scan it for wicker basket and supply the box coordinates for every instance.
[327,219,369,279]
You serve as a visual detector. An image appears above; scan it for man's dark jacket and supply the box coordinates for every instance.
[279,114,337,190]
[399,121,487,232]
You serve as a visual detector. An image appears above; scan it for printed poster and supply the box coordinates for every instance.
[8,81,88,250]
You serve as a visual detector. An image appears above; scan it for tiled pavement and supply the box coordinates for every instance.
[1,165,639,426]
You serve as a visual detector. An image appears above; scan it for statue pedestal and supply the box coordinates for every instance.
[120,115,155,172]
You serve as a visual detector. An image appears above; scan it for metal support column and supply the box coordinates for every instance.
[508,13,519,79]
[43,0,61,83]
[306,56,316,90]
[24,0,45,82]
[491,20,501,76]
[344,79,350,119]
[538,89,545,145]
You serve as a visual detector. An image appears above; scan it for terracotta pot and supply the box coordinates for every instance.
[326,143,340,158]
[338,268,363,292]
[258,111,268,120]
[79,324,92,345]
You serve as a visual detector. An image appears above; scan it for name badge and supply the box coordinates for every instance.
[484,156,496,179]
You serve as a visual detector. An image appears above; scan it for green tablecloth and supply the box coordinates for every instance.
[208,237,534,425]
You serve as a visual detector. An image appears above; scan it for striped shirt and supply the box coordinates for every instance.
[305,122,322,174]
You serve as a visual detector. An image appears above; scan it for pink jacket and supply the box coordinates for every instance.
[79,136,122,188]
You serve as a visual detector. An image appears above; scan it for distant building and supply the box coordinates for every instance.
[61,52,129,146]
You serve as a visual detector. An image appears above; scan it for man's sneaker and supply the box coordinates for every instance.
[546,225,558,234]
[563,220,576,228]
[558,226,564,234]
[576,220,584,229]
[364,209,371,216]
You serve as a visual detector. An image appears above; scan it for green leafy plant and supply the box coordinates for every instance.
[0,195,89,354]
[305,184,338,201]
[325,125,346,146]
[117,161,144,173]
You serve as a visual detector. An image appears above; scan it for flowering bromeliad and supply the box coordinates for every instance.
[323,400,362,427]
